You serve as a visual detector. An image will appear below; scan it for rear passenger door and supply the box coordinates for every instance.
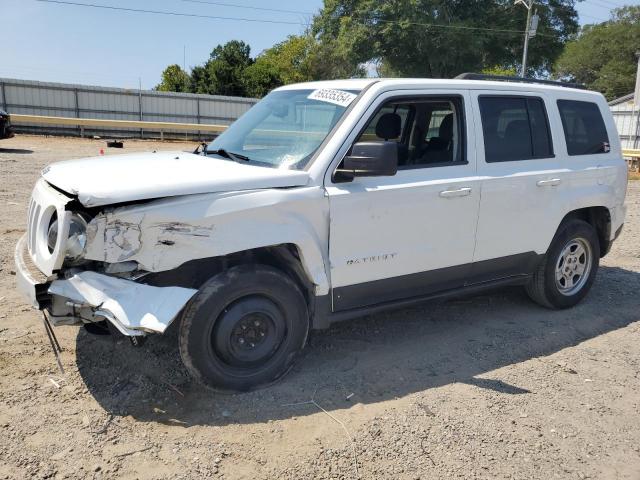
[470,91,564,280]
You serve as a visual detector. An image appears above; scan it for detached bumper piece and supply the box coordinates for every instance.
[48,271,197,336]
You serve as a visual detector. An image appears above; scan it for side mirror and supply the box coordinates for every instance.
[336,141,398,181]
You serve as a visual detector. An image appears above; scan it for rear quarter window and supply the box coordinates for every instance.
[557,100,610,156]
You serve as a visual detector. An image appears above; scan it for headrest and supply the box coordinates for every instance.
[504,119,529,139]
[375,113,402,140]
[439,113,454,140]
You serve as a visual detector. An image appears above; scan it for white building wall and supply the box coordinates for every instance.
[610,95,639,150]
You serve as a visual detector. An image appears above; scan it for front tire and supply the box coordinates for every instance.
[179,264,309,392]
[526,219,600,309]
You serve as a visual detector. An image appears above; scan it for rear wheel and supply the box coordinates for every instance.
[178,264,309,392]
[526,219,599,309]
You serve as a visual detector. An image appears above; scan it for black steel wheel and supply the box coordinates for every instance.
[212,296,286,368]
[179,264,309,392]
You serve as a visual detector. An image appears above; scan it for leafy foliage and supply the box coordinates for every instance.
[311,0,579,78]
[156,1,591,97]
[155,65,191,92]
[554,6,640,100]
[191,41,253,96]
[481,66,519,77]
[243,35,317,97]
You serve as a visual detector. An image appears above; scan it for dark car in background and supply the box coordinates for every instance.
[0,109,14,139]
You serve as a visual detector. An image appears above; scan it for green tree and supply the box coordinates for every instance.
[243,60,283,97]
[554,6,640,100]
[256,35,315,84]
[243,34,360,97]
[191,40,254,96]
[481,66,519,77]
[312,0,580,78]
[155,64,191,92]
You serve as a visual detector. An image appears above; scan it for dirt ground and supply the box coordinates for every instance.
[1,135,639,480]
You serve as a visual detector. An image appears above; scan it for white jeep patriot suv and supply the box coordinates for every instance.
[15,75,627,391]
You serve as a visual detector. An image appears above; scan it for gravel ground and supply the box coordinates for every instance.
[1,135,639,480]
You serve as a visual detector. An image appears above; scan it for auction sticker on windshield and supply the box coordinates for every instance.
[307,89,357,107]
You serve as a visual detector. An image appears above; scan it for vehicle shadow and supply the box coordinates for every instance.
[0,148,33,154]
[75,265,640,426]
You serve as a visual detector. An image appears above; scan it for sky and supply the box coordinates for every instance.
[1,0,638,90]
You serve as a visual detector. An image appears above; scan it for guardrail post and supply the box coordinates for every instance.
[74,88,81,137]
[631,109,640,148]
[1,81,6,112]
[139,84,143,139]
[197,98,201,141]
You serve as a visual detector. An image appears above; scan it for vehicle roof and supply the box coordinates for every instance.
[276,78,377,91]
[277,78,602,99]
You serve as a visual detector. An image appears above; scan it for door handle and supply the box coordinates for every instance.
[536,178,561,187]
[439,187,472,198]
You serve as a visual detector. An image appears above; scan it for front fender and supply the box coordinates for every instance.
[84,187,331,295]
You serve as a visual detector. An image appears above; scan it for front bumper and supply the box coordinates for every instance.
[48,271,197,336]
[15,234,198,336]
[14,235,49,308]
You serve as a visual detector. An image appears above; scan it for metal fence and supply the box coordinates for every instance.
[610,94,639,150]
[3,77,638,146]
[0,77,258,140]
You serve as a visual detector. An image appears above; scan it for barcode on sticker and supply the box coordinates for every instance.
[307,89,357,107]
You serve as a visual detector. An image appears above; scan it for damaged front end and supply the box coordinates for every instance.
[14,179,196,337]
[47,271,196,336]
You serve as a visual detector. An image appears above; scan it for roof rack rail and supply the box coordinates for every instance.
[454,73,586,90]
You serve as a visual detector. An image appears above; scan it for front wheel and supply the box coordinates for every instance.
[179,264,309,392]
[526,219,600,309]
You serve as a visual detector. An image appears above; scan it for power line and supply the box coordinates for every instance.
[36,0,560,37]
[584,0,626,8]
[35,0,307,25]
[180,0,314,16]
[582,0,618,11]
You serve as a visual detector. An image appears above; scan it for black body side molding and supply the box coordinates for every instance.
[311,252,543,329]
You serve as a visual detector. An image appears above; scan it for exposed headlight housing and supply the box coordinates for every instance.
[47,212,90,264]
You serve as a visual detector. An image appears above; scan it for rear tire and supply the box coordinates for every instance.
[179,264,309,392]
[526,219,599,309]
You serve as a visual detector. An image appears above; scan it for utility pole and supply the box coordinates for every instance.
[515,0,538,77]
[635,51,640,108]
[634,51,640,148]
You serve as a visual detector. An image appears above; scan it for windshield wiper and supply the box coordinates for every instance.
[206,148,251,162]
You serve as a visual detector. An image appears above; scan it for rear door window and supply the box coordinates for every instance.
[557,100,610,155]
[479,96,553,162]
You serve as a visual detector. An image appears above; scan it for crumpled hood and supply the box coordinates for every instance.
[42,151,310,207]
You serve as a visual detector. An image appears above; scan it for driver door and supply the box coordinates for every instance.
[325,91,481,311]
